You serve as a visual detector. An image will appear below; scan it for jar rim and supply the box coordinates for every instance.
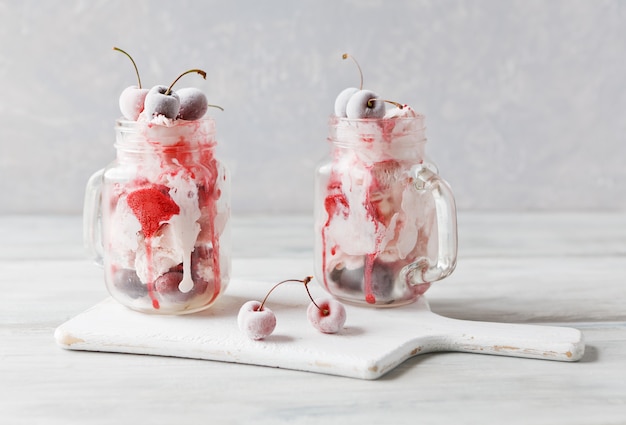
[327,114,427,147]
[114,117,217,151]
[329,114,425,127]
[115,117,216,132]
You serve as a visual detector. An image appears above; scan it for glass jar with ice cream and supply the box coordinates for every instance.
[83,49,230,315]
[314,54,457,307]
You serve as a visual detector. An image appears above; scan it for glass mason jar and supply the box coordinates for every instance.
[84,118,231,315]
[314,115,457,307]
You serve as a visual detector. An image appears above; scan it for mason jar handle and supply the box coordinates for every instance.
[409,164,458,284]
[83,168,105,266]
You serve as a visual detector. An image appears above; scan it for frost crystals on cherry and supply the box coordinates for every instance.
[113,47,149,121]
[144,69,207,119]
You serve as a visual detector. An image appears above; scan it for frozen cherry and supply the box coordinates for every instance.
[345,89,386,119]
[334,87,359,118]
[329,266,362,291]
[300,277,346,333]
[143,69,207,119]
[153,263,210,303]
[330,261,394,300]
[119,86,149,121]
[237,301,277,340]
[113,47,148,120]
[190,246,213,296]
[191,244,212,277]
[237,278,302,340]
[154,271,184,298]
[177,87,208,120]
[307,297,346,334]
[144,85,180,119]
[188,277,209,298]
[334,53,363,118]
[113,268,147,299]
[370,261,394,300]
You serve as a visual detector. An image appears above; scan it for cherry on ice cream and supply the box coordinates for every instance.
[113,47,149,121]
[345,89,386,119]
[177,87,209,121]
[143,69,207,119]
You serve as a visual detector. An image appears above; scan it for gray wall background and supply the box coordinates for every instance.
[1,0,624,214]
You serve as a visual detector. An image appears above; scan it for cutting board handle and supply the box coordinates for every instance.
[424,313,585,362]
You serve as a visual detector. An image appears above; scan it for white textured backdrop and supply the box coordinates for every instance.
[0,0,624,214]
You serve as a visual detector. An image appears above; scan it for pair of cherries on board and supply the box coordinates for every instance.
[237,276,347,340]
[115,47,212,122]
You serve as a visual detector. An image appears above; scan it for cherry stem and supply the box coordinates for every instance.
[302,277,329,316]
[165,69,207,95]
[367,98,404,109]
[257,276,328,315]
[208,104,224,111]
[258,276,313,311]
[342,53,363,90]
[113,46,142,89]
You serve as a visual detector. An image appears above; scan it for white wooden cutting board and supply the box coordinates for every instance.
[55,278,585,379]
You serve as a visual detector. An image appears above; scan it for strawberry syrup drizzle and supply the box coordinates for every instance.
[322,169,382,304]
[362,186,383,304]
[363,253,377,304]
[321,173,350,291]
[359,126,400,304]
[199,151,223,303]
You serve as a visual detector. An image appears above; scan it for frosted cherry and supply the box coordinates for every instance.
[237,301,277,340]
[144,69,207,119]
[345,89,386,119]
[113,47,148,120]
[334,87,359,118]
[237,277,310,340]
[113,268,146,299]
[177,87,208,120]
[144,85,180,119]
[334,54,364,118]
[307,297,346,334]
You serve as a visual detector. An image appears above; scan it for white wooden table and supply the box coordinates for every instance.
[1,213,625,424]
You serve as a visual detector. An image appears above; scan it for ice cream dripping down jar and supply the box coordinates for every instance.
[314,112,457,307]
[84,118,231,315]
